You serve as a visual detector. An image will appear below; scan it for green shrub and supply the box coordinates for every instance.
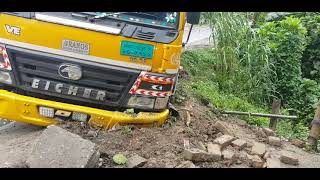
[277,121,309,141]
[258,16,308,109]
[296,79,320,125]
[199,13,275,104]
[299,13,320,82]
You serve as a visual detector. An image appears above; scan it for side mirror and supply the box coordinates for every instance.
[187,12,201,25]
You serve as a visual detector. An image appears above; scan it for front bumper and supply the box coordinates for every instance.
[0,90,169,129]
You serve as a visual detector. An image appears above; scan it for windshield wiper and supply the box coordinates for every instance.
[89,12,125,22]
[90,12,160,22]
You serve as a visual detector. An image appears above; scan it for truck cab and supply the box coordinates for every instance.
[0,12,200,128]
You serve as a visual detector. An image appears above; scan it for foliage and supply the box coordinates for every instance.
[257,16,308,109]
[296,79,320,125]
[299,13,320,82]
[112,154,128,165]
[277,121,309,141]
[188,13,317,141]
[121,125,132,135]
[196,13,275,104]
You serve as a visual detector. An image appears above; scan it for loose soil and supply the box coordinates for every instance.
[59,97,320,168]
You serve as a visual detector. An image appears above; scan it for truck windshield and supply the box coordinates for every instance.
[84,12,179,29]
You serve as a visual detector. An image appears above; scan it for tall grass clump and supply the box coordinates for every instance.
[200,12,275,104]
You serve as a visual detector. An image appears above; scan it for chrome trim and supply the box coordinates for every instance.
[35,13,121,35]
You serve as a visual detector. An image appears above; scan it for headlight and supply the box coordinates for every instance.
[127,96,169,110]
[127,96,155,109]
[0,71,12,84]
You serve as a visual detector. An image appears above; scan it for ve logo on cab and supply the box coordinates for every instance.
[5,24,21,35]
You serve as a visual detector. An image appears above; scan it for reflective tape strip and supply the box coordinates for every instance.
[129,72,146,94]
[129,71,174,97]
[135,89,171,97]
[0,46,12,71]
[141,74,174,84]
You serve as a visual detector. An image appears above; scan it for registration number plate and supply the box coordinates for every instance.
[120,41,154,59]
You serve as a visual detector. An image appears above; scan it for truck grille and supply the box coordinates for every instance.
[135,30,155,40]
[7,47,139,109]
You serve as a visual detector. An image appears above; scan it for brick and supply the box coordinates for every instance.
[26,125,99,168]
[262,127,275,136]
[231,139,247,150]
[266,158,281,168]
[213,121,234,136]
[196,141,207,151]
[256,128,267,138]
[251,155,264,168]
[251,142,266,157]
[238,151,253,166]
[291,139,305,148]
[268,136,282,147]
[213,135,235,148]
[280,151,299,166]
[127,155,147,168]
[263,151,270,160]
[222,150,236,161]
[207,143,222,161]
[176,161,196,168]
[183,148,220,162]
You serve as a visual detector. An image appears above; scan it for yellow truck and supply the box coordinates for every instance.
[0,12,200,128]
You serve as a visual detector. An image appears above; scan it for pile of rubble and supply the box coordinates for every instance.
[179,121,300,168]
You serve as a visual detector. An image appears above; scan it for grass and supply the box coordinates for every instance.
[179,47,312,141]
[180,47,271,126]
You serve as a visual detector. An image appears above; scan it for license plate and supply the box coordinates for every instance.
[120,41,154,59]
[62,39,90,55]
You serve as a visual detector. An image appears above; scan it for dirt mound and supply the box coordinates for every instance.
[59,99,320,168]
[60,99,227,168]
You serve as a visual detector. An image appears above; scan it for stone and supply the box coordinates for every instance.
[256,128,267,138]
[262,127,275,136]
[26,125,100,168]
[266,158,281,168]
[251,142,266,157]
[213,135,235,148]
[176,161,196,168]
[183,148,220,162]
[251,155,264,168]
[268,136,282,147]
[207,143,222,161]
[203,135,209,142]
[231,139,247,150]
[263,151,270,160]
[291,139,305,148]
[222,150,236,162]
[196,141,207,151]
[280,151,299,166]
[87,130,97,137]
[238,151,253,166]
[216,132,223,138]
[213,121,234,136]
[165,162,177,168]
[127,155,147,168]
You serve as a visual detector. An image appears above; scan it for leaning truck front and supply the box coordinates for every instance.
[0,12,186,128]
